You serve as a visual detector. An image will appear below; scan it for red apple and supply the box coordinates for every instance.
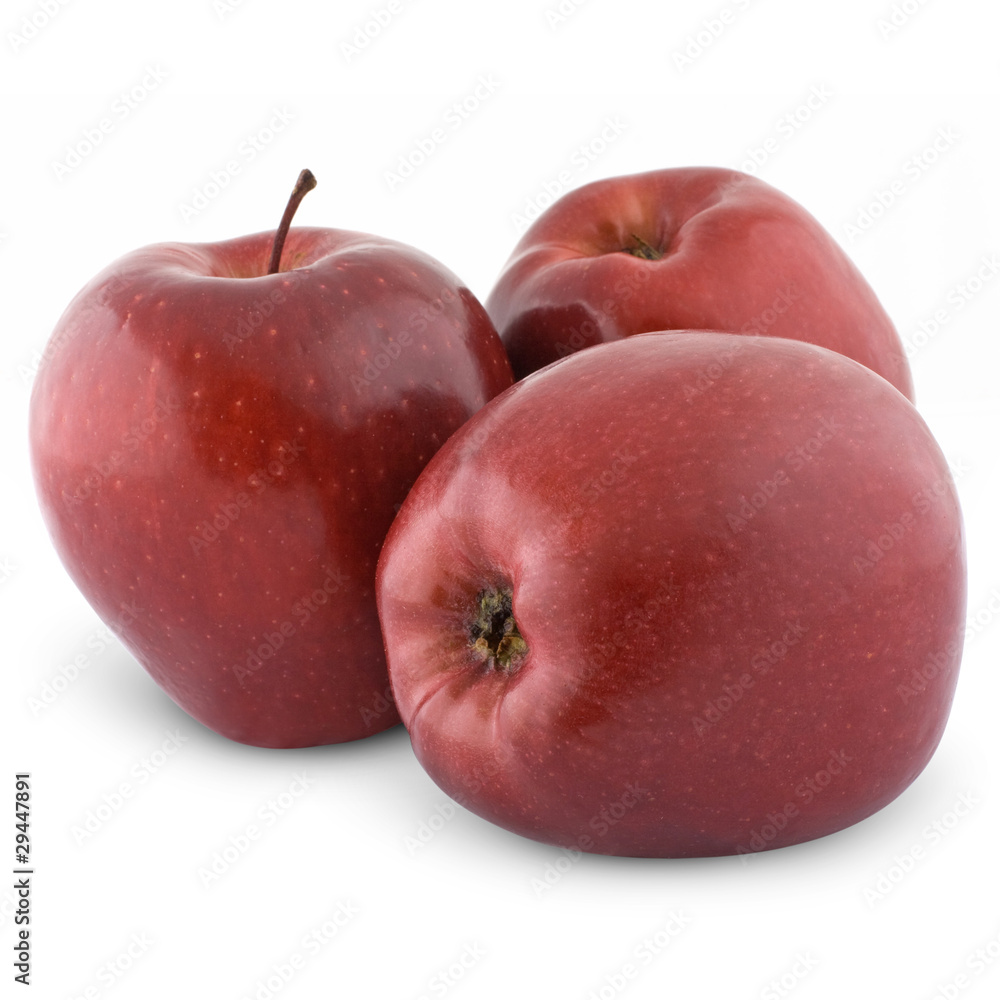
[486,167,914,398]
[376,331,965,857]
[29,171,513,748]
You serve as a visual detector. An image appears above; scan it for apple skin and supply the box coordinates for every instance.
[376,332,964,858]
[29,226,513,748]
[485,167,914,399]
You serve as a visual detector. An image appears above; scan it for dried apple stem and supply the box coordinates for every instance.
[266,169,317,275]
[624,233,664,260]
[469,587,527,671]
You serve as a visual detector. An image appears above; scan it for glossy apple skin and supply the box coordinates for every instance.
[29,226,513,748]
[377,332,964,857]
[486,167,914,399]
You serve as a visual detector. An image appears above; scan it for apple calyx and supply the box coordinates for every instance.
[623,234,664,260]
[266,168,318,275]
[469,587,527,671]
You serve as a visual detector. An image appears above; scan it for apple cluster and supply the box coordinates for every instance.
[30,166,965,858]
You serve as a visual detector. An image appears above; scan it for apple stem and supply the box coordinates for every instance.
[625,234,664,261]
[266,169,318,275]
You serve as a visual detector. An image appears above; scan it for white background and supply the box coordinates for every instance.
[3,0,999,997]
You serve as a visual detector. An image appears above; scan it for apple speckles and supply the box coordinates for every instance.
[29,229,506,748]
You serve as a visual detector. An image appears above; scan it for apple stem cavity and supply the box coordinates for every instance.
[469,587,527,672]
[266,169,318,275]
[624,234,664,260]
